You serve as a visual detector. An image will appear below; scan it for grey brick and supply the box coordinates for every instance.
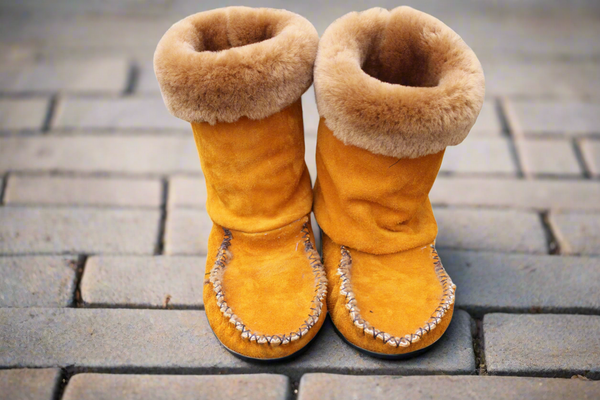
[511,101,600,135]
[0,98,49,132]
[5,175,162,207]
[0,256,77,307]
[435,208,547,254]
[168,176,206,209]
[0,207,160,255]
[439,250,600,316]
[485,61,600,99]
[164,208,212,255]
[430,177,600,211]
[0,135,200,175]
[81,256,205,309]
[136,62,160,93]
[53,97,189,131]
[470,101,502,137]
[580,139,600,177]
[484,314,600,378]
[519,139,581,176]
[0,368,61,400]
[63,374,289,400]
[298,374,600,400]
[440,137,517,175]
[302,86,319,137]
[549,212,600,256]
[305,135,317,183]
[0,58,129,94]
[0,308,474,378]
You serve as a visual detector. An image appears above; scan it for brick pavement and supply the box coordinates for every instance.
[0,0,599,398]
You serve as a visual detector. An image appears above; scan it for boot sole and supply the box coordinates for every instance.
[331,318,439,360]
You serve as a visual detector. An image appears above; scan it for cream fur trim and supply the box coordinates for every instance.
[314,7,485,159]
[154,7,318,124]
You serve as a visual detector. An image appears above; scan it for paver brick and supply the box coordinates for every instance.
[0,98,49,132]
[164,208,212,255]
[0,58,129,94]
[0,308,474,379]
[511,101,600,135]
[519,139,581,176]
[0,207,160,255]
[168,175,207,209]
[0,255,77,307]
[5,175,162,207]
[136,61,160,93]
[485,61,600,99]
[298,374,600,400]
[0,368,61,400]
[470,100,502,136]
[63,373,289,400]
[302,85,319,137]
[0,135,200,175]
[439,250,600,316]
[53,97,189,131]
[549,212,600,256]
[305,135,317,182]
[440,137,517,175]
[580,139,600,177]
[435,207,547,254]
[430,177,600,211]
[484,313,600,378]
[81,256,205,309]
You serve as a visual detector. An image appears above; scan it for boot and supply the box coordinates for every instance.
[313,7,484,358]
[154,7,326,360]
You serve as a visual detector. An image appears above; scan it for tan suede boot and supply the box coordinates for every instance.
[313,7,485,358]
[154,7,326,361]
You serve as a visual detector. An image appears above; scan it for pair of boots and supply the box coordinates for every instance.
[154,6,484,361]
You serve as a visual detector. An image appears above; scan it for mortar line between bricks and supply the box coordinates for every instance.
[497,97,529,179]
[572,138,592,179]
[0,172,8,205]
[42,94,59,133]
[472,317,487,376]
[7,170,203,180]
[539,211,561,255]
[290,377,300,400]
[53,369,69,400]
[72,255,88,307]
[123,60,139,96]
[155,177,169,255]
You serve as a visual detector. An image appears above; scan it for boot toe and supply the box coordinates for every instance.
[204,218,328,360]
[325,236,455,357]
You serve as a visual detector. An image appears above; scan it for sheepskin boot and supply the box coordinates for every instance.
[154,7,326,361]
[313,7,485,358]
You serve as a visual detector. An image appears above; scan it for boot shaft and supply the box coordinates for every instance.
[192,100,312,233]
[314,120,443,255]
[313,7,484,255]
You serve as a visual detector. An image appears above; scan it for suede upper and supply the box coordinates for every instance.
[314,120,444,255]
[315,121,455,356]
[314,6,485,159]
[154,7,318,125]
[192,101,325,359]
[192,100,312,233]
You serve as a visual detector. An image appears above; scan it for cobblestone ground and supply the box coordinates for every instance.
[1,0,600,399]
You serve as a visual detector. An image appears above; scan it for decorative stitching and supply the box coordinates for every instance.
[208,223,327,346]
[337,244,456,348]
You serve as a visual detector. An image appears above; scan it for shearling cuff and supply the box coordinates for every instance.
[314,7,485,159]
[154,7,318,125]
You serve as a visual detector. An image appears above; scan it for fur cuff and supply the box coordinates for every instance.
[314,7,485,159]
[154,7,318,124]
